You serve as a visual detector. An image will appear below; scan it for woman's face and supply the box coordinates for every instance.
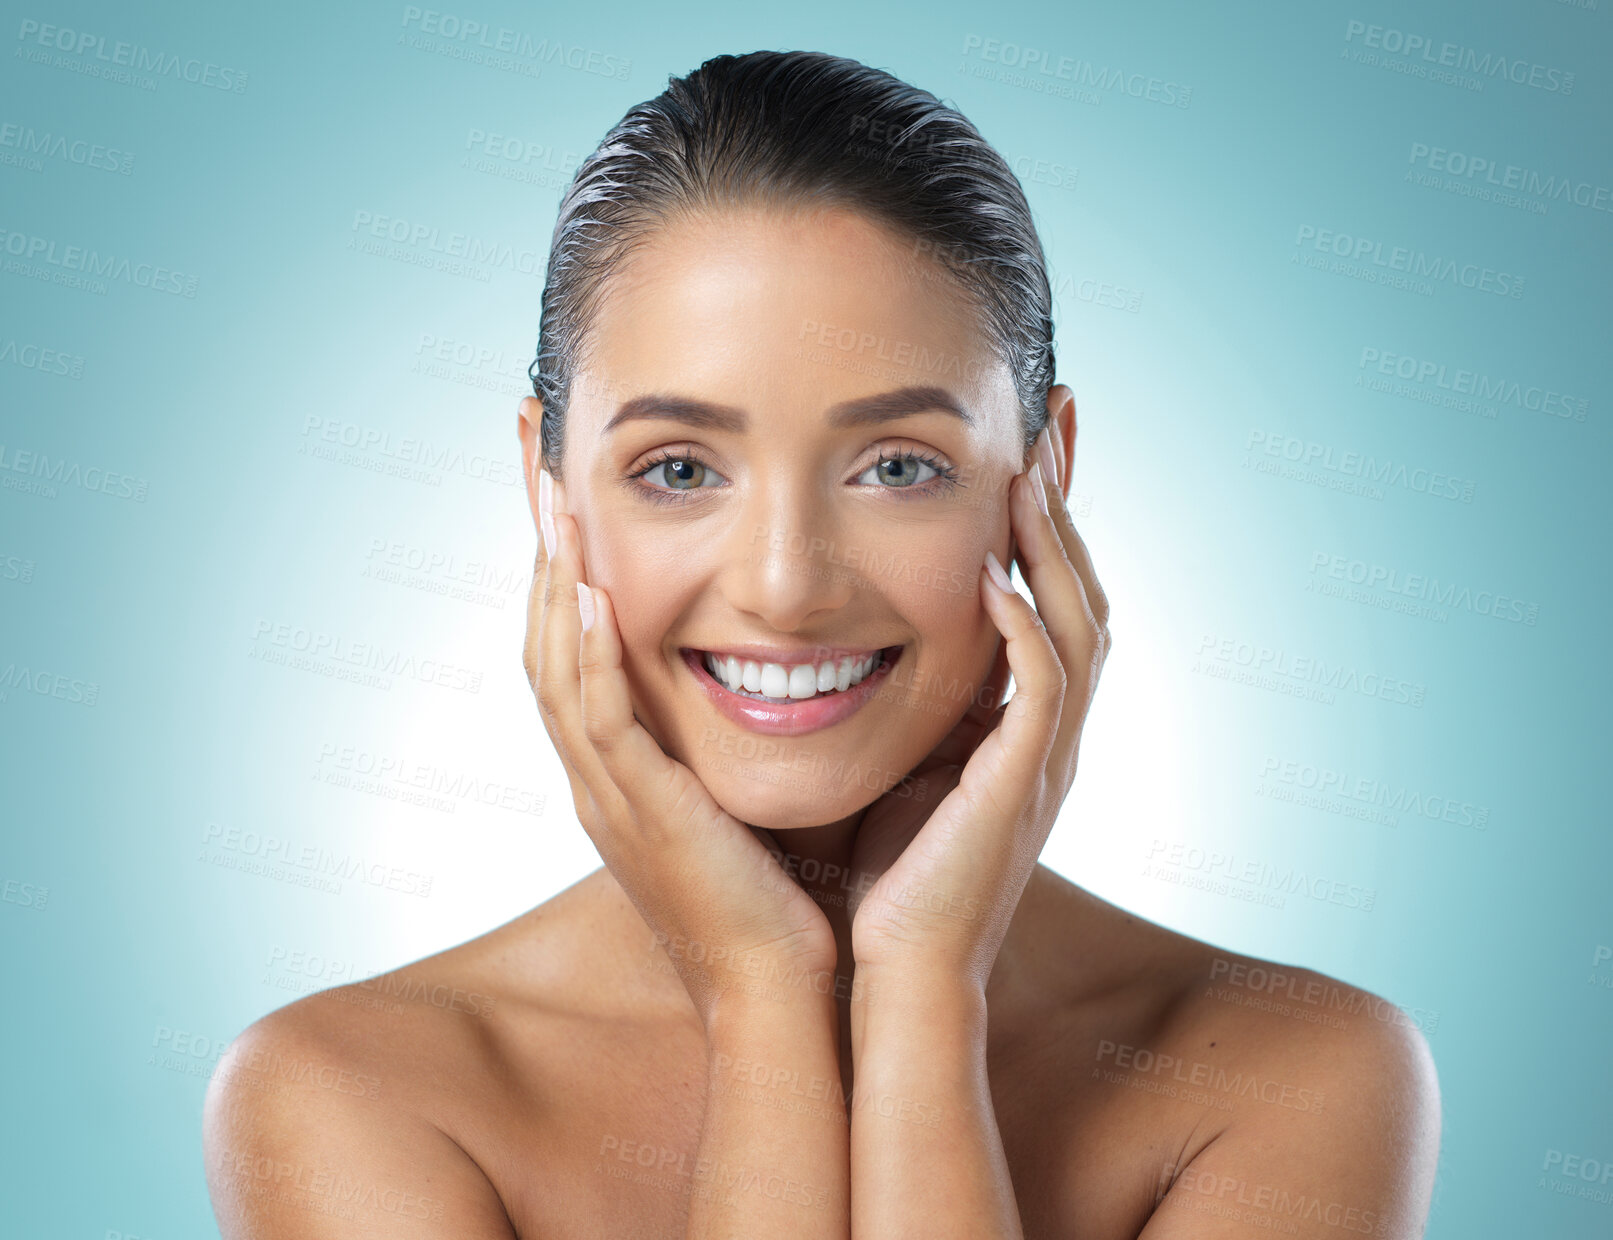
[524,203,1034,829]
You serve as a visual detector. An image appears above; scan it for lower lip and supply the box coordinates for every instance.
[680,646,903,737]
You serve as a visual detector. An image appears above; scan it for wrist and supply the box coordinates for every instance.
[700,981,839,1046]
[850,963,987,1058]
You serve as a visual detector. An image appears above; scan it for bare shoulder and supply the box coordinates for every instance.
[201,879,614,1238]
[1057,885,1442,1239]
[203,942,530,1236]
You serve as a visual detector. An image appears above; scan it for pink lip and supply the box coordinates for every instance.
[680,646,903,737]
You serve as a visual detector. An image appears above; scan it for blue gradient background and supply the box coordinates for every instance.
[2,0,1609,1234]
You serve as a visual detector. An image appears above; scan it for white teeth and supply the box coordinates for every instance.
[701,650,888,700]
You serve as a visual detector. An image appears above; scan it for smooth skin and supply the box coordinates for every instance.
[203,205,1441,1239]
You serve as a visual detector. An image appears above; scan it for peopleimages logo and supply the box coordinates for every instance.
[1357,347,1588,422]
[1294,225,1525,299]
[1408,143,1613,216]
[1342,20,1576,94]
[960,34,1192,107]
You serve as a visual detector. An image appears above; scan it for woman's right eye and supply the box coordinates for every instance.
[635,455,727,493]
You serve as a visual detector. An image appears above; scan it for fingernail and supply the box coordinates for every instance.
[1027,461,1050,517]
[983,549,1014,594]
[576,582,595,631]
[1035,426,1060,490]
[538,468,556,560]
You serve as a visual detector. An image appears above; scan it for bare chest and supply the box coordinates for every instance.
[455,1014,1182,1240]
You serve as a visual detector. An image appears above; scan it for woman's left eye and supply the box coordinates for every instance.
[855,452,952,490]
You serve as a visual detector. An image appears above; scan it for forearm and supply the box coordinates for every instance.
[849,970,1022,1240]
[686,991,851,1239]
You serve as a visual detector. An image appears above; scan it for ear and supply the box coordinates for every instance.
[517,396,545,533]
[1045,383,1076,493]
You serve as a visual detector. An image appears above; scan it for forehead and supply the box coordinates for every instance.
[572,203,1015,432]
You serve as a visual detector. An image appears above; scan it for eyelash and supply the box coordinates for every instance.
[625,444,963,506]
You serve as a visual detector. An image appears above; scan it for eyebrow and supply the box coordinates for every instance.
[600,385,974,435]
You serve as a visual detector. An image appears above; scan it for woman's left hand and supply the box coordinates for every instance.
[848,430,1111,991]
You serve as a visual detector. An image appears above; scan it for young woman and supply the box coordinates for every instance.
[204,50,1441,1239]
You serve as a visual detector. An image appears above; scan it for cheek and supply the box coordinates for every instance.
[878,514,1001,630]
[579,526,689,670]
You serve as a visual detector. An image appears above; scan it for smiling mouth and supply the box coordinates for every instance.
[684,646,903,703]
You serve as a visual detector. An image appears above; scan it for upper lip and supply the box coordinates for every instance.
[684,643,898,666]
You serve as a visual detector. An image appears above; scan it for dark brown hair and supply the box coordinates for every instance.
[528,49,1056,478]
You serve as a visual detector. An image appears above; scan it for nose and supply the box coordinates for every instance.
[715,473,857,632]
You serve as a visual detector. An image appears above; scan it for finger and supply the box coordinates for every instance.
[1033,451,1111,633]
[925,628,1011,770]
[969,550,1064,811]
[576,579,725,847]
[1011,465,1107,780]
[536,510,613,814]
[520,470,553,691]
[522,504,595,816]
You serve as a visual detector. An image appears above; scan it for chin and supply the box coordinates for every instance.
[698,762,887,831]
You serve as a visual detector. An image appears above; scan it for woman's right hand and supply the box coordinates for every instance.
[523,471,837,1026]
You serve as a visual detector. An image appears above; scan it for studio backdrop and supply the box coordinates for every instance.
[2,0,1609,1235]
